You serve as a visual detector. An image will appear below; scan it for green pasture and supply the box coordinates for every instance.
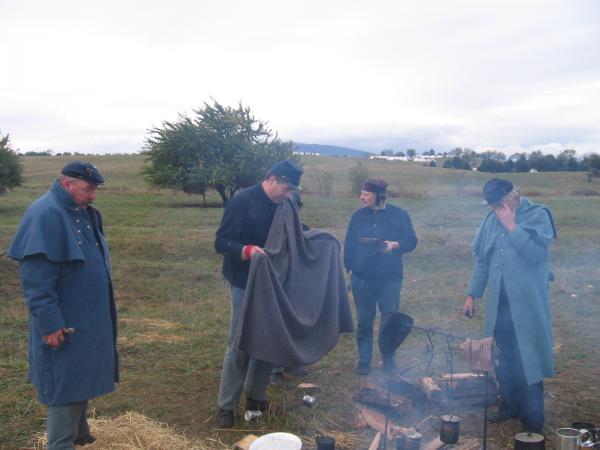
[1,155,599,449]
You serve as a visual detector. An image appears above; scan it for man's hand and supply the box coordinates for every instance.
[43,328,67,348]
[494,203,517,232]
[463,296,475,318]
[383,241,400,253]
[242,245,266,260]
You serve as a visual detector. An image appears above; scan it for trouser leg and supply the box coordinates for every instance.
[493,283,523,416]
[351,274,378,366]
[76,400,90,439]
[245,358,273,402]
[47,401,88,450]
[378,280,402,363]
[520,381,544,432]
[217,286,250,410]
[218,286,272,409]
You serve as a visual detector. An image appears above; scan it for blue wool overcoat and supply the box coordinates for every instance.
[467,197,556,385]
[7,180,118,405]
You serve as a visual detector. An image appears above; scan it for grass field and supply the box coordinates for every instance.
[1,155,599,449]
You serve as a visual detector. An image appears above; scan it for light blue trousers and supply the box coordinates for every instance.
[47,400,89,450]
[217,286,273,410]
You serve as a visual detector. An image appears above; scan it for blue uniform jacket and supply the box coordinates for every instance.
[467,197,556,385]
[7,180,118,405]
[344,203,417,281]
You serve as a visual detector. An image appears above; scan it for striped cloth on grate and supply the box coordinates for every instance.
[459,337,496,373]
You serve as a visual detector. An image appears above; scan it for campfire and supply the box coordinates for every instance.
[353,312,498,450]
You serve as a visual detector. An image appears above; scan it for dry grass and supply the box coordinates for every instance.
[32,411,229,450]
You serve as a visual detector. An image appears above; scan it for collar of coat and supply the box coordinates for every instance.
[472,197,557,259]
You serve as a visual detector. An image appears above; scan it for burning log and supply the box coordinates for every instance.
[440,372,497,401]
[456,437,481,450]
[423,437,445,450]
[353,381,412,415]
[356,407,414,440]
[367,432,381,450]
[420,377,442,403]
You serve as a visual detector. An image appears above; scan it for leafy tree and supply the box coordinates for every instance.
[406,149,417,158]
[443,156,471,170]
[348,162,369,195]
[511,154,529,172]
[589,154,600,177]
[394,151,406,157]
[0,132,24,195]
[478,158,505,173]
[380,149,394,156]
[143,100,296,206]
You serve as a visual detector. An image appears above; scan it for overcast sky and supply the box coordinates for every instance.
[1,0,599,155]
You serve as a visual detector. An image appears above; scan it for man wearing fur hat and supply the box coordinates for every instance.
[7,161,118,449]
[344,178,417,375]
[463,178,556,433]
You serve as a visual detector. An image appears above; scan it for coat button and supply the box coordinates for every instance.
[76,219,80,223]
[77,230,81,233]
[75,208,79,211]
[78,241,82,245]
[87,225,91,229]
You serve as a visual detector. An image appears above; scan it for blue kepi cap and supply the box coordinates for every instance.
[268,160,303,187]
[61,161,105,184]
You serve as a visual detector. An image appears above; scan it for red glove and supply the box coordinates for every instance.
[243,245,260,260]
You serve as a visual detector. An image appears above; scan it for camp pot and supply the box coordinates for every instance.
[513,432,545,450]
[396,431,422,450]
[315,435,335,450]
[555,428,583,450]
[439,415,460,444]
[571,422,596,443]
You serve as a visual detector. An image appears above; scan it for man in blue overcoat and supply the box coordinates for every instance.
[7,162,118,449]
[463,178,556,433]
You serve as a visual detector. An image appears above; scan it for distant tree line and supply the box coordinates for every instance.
[440,148,599,173]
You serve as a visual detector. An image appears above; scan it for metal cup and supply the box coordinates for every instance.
[243,410,262,422]
[315,435,335,450]
[571,422,596,443]
[439,415,460,444]
[303,395,317,407]
[396,431,423,450]
[555,428,582,450]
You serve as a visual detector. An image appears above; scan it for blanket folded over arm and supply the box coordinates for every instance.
[233,200,354,367]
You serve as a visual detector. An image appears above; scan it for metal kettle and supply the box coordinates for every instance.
[514,432,545,450]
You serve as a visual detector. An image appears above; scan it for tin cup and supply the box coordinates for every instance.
[244,410,262,422]
[315,435,335,450]
[303,395,317,407]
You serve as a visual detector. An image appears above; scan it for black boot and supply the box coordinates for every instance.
[216,408,235,428]
[246,397,269,412]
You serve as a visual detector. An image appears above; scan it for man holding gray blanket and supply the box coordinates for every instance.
[214,159,353,428]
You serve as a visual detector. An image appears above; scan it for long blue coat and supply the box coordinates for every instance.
[467,197,556,385]
[7,180,118,405]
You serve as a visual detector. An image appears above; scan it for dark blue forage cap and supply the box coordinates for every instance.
[268,160,303,187]
[482,178,513,204]
[61,161,105,184]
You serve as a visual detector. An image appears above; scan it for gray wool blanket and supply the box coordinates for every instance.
[233,200,354,367]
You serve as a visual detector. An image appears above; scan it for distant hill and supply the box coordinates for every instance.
[294,143,371,158]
